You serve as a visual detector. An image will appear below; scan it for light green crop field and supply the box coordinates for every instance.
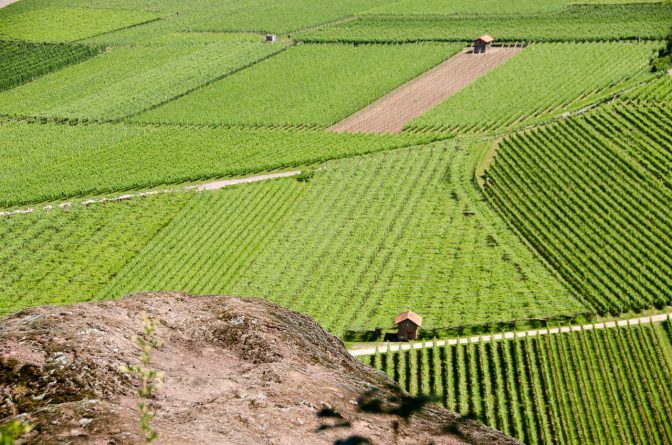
[136,43,462,127]
[0,193,192,316]
[296,4,672,43]
[0,121,435,207]
[0,42,283,121]
[0,40,99,92]
[92,143,585,337]
[409,42,657,133]
[362,320,672,445]
[0,7,159,42]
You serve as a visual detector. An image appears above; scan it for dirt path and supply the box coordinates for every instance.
[0,0,20,8]
[0,170,301,217]
[349,312,672,356]
[330,47,523,135]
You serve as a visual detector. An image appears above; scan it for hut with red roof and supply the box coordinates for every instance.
[474,35,494,53]
[394,311,422,341]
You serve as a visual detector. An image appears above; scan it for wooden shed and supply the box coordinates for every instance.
[473,35,494,53]
[394,311,422,341]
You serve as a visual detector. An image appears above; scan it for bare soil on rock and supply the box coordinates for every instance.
[0,293,519,444]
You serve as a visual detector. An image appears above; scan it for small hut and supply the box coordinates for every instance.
[394,311,423,341]
[265,33,276,43]
[473,35,494,53]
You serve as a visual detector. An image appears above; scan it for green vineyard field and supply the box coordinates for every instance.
[362,320,672,445]
[137,43,461,128]
[485,103,672,315]
[0,42,283,121]
[0,41,99,92]
[296,4,672,43]
[0,121,434,207]
[0,7,159,42]
[409,42,656,133]
[95,142,584,336]
[0,193,191,316]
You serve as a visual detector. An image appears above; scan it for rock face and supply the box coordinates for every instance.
[0,293,519,445]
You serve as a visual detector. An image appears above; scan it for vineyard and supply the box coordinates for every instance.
[0,40,99,92]
[0,42,284,121]
[0,7,159,42]
[362,319,672,445]
[485,103,672,315]
[296,4,672,43]
[136,43,461,128]
[96,143,584,337]
[408,42,656,133]
[1,0,672,441]
[0,193,191,316]
[0,121,434,207]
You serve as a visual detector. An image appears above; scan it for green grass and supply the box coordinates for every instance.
[0,42,283,121]
[136,43,462,127]
[362,320,672,445]
[0,193,192,316]
[0,40,99,92]
[0,121,436,207]
[296,4,672,43]
[485,103,672,315]
[409,42,656,133]
[97,141,584,337]
[0,7,159,42]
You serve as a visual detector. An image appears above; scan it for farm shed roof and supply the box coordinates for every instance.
[395,311,422,326]
[475,35,494,43]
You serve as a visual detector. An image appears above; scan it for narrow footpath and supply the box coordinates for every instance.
[349,312,672,356]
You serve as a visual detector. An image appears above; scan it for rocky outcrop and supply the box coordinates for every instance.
[0,293,519,444]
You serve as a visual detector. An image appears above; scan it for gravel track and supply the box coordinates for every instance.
[349,312,672,356]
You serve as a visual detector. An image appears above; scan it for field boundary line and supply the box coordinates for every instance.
[349,312,672,356]
[0,170,301,218]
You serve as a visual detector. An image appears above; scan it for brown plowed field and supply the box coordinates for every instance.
[330,47,523,134]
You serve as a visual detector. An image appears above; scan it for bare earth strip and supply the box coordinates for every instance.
[0,0,20,8]
[330,47,523,134]
[349,312,672,356]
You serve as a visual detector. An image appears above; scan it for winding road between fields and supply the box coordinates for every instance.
[348,312,672,356]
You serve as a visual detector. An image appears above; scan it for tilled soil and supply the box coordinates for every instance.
[330,47,523,134]
[0,293,520,445]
